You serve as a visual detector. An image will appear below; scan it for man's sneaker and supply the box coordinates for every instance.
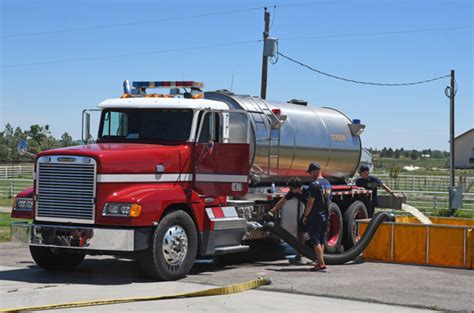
[289,255,305,265]
[309,264,327,272]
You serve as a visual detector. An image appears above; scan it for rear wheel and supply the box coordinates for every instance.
[137,210,198,281]
[30,246,85,271]
[342,200,369,250]
[324,202,343,254]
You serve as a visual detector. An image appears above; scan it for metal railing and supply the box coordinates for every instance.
[376,174,474,193]
[380,190,474,215]
[0,164,34,179]
[0,179,33,198]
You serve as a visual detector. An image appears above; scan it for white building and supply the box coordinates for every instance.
[454,129,474,169]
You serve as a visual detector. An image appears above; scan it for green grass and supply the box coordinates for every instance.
[0,198,14,207]
[0,212,29,243]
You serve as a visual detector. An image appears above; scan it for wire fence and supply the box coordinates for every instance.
[0,179,32,199]
[377,174,474,193]
[379,190,474,216]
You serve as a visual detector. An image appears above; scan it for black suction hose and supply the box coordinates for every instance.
[262,211,392,265]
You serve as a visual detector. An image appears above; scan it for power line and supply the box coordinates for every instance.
[1,1,337,39]
[277,52,450,86]
[278,26,474,41]
[2,40,260,68]
[276,1,338,8]
[1,7,265,38]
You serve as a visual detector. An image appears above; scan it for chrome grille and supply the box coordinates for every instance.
[36,156,96,223]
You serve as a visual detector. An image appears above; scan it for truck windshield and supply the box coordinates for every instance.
[98,109,194,142]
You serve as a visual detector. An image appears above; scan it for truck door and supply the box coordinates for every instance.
[194,110,250,196]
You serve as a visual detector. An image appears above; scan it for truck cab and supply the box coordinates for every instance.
[11,81,252,280]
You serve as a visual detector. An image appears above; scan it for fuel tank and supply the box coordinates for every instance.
[205,92,363,185]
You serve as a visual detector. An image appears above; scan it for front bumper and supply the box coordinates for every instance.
[11,222,151,252]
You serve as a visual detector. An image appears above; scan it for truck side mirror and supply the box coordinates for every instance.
[83,111,91,143]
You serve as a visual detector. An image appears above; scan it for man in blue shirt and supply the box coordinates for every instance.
[302,162,331,271]
[355,165,396,216]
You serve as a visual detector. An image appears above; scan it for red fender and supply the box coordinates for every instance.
[96,183,206,230]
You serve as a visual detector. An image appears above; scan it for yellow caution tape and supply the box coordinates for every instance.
[0,276,271,312]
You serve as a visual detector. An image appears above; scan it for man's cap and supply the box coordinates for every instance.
[305,162,321,173]
[359,165,370,172]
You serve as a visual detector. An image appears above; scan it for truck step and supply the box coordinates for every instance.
[214,245,250,255]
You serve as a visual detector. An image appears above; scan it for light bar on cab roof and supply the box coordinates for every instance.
[133,81,204,89]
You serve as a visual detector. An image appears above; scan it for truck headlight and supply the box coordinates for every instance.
[103,203,142,217]
[15,198,33,210]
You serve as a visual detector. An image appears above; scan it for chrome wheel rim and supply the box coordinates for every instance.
[162,225,188,266]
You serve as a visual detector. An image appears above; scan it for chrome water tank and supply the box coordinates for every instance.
[205,92,363,185]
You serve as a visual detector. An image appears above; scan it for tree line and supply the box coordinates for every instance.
[367,147,449,160]
[0,123,76,163]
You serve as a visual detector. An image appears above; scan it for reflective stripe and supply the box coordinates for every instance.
[97,173,247,183]
[206,207,239,219]
[196,174,248,183]
[97,174,192,183]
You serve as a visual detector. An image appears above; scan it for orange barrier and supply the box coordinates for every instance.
[358,216,473,269]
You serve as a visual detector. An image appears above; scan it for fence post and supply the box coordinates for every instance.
[433,195,438,211]
[8,179,14,198]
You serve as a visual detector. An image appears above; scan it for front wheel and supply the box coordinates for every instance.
[30,246,85,271]
[137,210,198,281]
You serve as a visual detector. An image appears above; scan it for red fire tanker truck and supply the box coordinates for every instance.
[11,81,373,280]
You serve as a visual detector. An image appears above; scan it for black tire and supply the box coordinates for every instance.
[342,200,369,250]
[137,210,197,281]
[324,202,343,254]
[29,246,85,271]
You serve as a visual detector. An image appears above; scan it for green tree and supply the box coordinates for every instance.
[60,132,73,147]
[41,136,60,150]
[28,124,50,148]
[386,148,394,158]
[410,150,418,160]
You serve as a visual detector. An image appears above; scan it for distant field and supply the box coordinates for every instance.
[372,156,471,177]
[373,156,449,175]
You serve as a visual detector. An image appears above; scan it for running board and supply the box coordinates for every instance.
[214,245,250,255]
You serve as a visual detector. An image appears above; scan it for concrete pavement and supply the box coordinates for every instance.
[0,264,434,313]
[1,242,473,311]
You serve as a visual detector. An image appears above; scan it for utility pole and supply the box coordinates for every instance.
[449,69,455,188]
[260,7,270,99]
[447,69,461,215]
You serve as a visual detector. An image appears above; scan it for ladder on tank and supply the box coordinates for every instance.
[247,96,285,176]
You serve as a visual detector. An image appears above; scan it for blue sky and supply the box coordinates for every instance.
[1,0,472,150]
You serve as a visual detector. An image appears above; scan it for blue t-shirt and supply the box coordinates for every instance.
[308,178,332,218]
[355,175,383,207]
